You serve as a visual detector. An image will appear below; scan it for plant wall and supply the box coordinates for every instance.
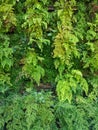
[0,0,98,130]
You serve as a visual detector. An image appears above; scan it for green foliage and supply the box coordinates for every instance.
[55,98,98,130]
[0,91,56,130]
[53,0,98,104]
[0,34,13,93]
[22,50,45,85]
[0,0,98,129]
[56,69,88,102]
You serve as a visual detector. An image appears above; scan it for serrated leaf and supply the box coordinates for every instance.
[56,80,72,103]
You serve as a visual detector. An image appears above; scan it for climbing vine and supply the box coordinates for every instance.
[0,0,98,129]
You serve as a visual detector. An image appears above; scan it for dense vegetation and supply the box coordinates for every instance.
[0,0,98,130]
